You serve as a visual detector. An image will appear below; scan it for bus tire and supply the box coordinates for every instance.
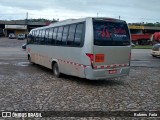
[52,62,61,78]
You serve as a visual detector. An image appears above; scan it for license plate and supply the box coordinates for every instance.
[108,70,117,74]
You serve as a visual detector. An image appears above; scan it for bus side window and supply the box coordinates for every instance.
[33,31,37,44]
[38,30,43,44]
[40,29,46,45]
[36,30,40,44]
[52,28,58,45]
[62,25,69,46]
[31,31,35,44]
[67,24,76,46]
[27,31,33,44]
[56,27,63,45]
[74,23,84,47]
[27,34,31,44]
[45,29,49,45]
[48,28,53,45]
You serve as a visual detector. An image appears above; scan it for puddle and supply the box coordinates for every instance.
[0,62,9,65]
[14,62,30,67]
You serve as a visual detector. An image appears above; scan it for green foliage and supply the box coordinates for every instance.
[129,22,160,27]
[132,45,152,49]
[26,18,57,22]
[143,22,160,27]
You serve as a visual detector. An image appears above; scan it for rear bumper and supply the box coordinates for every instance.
[84,67,130,80]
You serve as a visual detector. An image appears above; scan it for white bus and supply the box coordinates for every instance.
[27,17,131,80]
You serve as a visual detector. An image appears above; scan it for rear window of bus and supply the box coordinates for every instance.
[93,20,130,46]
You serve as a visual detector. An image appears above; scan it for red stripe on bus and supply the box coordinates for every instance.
[57,59,129,69]
[113,65,117,67]
[94,66,97,69]
[107,66,110,68]
[101,66,105,68]
[83,65,87,68]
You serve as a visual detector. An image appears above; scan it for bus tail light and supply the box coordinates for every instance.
[86,53,94,68]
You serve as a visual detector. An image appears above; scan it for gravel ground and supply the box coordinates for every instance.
[0,37,160,120]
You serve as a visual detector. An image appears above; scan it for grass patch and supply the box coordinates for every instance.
[133,45,152,49]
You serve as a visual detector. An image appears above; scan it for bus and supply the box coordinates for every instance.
[27,17,131,80]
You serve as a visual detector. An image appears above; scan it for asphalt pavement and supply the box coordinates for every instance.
[131,49,160,68]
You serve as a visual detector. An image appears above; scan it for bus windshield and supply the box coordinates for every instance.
[93,20,130,46]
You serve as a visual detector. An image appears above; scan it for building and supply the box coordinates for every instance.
[0,20,56,37]
[4,24,28,37]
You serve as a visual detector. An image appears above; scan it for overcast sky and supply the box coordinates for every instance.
[0,0,159,23]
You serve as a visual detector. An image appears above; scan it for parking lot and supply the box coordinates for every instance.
[0,37,160,119]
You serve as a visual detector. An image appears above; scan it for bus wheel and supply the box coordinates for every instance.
[53,63,61,77]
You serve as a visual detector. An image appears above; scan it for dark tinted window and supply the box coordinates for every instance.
[29,31,35,44]
[33,31,36,42]
[34,30,40,44]
[45,29,49,44]
[56,27,63,45]
[38,30,42,44]
[74,23,84,46]
[67,24,76,45]
[32,31,34,43]
[32,32,35,43]
[48,28,53,45]
[62,26,69,45]
[40,29,46,44]
[27,31,33,44]
[28,22,85,47]
[52,28,58,45]
[94,20,130,46]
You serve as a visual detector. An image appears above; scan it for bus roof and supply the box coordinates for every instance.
[31,17,126,31]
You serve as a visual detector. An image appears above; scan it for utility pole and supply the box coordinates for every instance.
[26,12,28,37]
[97,13,98,17]
[26,12,28,20]
[119,16,120,20]
[25,12,28,24]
